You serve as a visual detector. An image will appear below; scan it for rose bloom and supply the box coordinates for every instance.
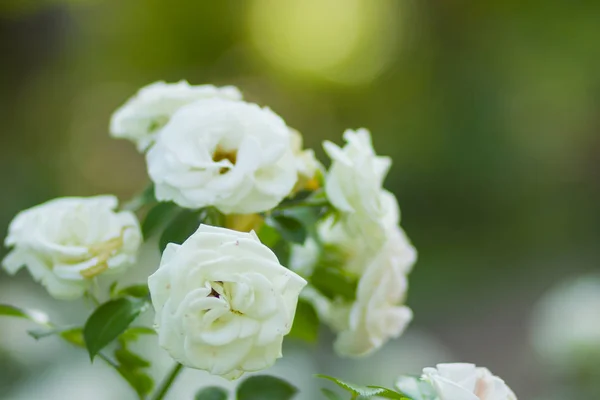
[148,224,307,379]
[2,196,141,299]
[110,80,242,151]
[422,363,517,400]
[146,98,298,214]
[327,225,416,357]
[323,128,393,249]
[292,188,415,357]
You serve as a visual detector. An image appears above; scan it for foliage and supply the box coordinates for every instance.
[317,375,410,399]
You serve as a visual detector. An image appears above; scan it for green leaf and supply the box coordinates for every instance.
[288,300,319,343]
[266,214,307,245]
[115,347,151,368]
[142,202,179,238]
[199,207,225,227]
[237,375,298,400]
[122,326,156,339]
[27,326,85,347]
[116,284,150,299]
[117,367,154,399]
[272,239,291,266]
[316,375,408,399]
[310,267,357,301]
[195,386,228,400]
[109,281,118,298]
[118,326,156,348]
[61,327,85,347]
[0,304,49,325]
[321,388,343,400]
[83,298,148,361]
[113,329,155,399]
[256,223,292,265]
[159,209,201,252]
[257,223,281,248]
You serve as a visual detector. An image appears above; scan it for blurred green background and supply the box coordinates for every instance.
[1,1,600,399]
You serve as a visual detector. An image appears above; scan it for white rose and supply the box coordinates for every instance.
[2,196,142,300]
[317,191,404,277]
[323,128,393,248]
[289,237,320,277]
[530,274,600,366]
[331,225,416,357]
[146,98,298,214]
[110,80,242,151]
[147,224,307,379]
[422,363,517,400]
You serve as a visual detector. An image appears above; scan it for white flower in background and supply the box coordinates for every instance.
[330,226,416,357]
[530,273,600,366]
[323,128,393,248]
[2,196,141,300]
[289,237,320,277]
[146,98,298,214]
[148,224,307,379]
[110,80,242,151]
[422,363,517,400]
[290,128,322,192]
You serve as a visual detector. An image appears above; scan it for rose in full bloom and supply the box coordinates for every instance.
[2,196,142,299]
[148,224,307,379]
[110,81,242,151]
[323,128,393,249]
[422,363,517,400]
[326,224,416,357]
[146,98,298,214]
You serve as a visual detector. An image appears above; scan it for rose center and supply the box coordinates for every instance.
[212,146,237,175]
[207,281,244,315]
[208,280,223,299]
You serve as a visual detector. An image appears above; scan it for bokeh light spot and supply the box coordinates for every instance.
[247,0,403,85]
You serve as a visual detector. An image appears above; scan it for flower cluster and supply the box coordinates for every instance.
[2,80,414,378]
[1,80,517,400]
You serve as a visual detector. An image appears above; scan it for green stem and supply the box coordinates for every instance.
[85,290,101,307]
[98,352,119,369]
[151,363,184,400]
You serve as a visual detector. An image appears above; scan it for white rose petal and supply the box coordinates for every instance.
[323,128,393,249]
[422,363,517,400]
[110,80,242,151]
[148,224,307,379]
[332,225,416,357]
[2,196,142,300]
[146,98,298,214]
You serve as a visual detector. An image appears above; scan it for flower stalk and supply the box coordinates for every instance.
[151,363,184,400]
